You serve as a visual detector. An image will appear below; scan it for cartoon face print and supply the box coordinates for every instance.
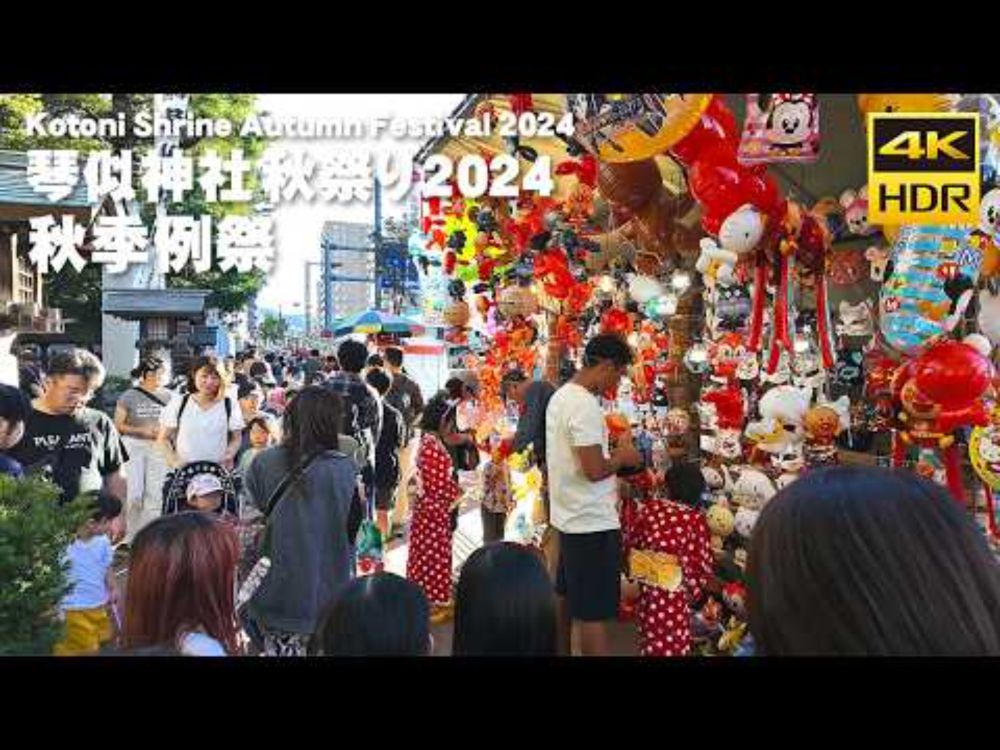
[710,333,748,379]
[736,351,760,382]
[836,300,874,338]
[767,99,814,146]
[979,434,1000,463]
[980,188,1000,238]
[715,429,744,460]
[773,444,806,474]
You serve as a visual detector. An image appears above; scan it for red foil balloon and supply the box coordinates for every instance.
[601,308,632,336]
[670,95,740,168]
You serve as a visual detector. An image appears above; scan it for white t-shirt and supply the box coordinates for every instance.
[160,394,245,465]
[545,382,620,534]
[179,631,227,656]
[62,535,113,611]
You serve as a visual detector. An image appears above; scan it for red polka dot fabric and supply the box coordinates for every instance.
[632,500,714,657]
[406,434,459,605]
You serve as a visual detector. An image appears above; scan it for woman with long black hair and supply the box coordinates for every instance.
[242,386,362,656]
[747,466,1000,656]
[406,392,462,623]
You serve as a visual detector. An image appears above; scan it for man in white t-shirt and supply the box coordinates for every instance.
[546,333,642,656]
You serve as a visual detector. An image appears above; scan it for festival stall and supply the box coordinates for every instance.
[408,93,1000,655]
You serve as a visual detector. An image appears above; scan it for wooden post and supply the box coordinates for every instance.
[544,310,564,385]
[665,280,704,462]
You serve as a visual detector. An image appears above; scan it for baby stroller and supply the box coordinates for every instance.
[161,461,240,517]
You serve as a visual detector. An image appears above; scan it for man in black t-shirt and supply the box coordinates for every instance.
[8,349,127,510]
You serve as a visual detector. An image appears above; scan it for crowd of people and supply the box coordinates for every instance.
[6,332,1000,658]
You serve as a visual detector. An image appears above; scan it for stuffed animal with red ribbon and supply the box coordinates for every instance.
[668,95,835,376]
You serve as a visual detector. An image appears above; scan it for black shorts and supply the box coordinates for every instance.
[555,529,622,622]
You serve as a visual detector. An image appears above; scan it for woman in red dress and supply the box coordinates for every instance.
[406,393,461,622]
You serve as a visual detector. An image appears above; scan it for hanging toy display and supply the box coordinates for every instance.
[596,158,702,273]
[407,89,1000,658]
[668,95,836,375]
[738,93,821,165]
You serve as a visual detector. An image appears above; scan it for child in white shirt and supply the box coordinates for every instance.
[54,491,123,656]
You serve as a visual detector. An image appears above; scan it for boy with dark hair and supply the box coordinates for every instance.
[326,340,382,509]
[54,491,124,655]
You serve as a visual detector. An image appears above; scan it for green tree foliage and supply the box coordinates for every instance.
[165,94,270,312]
[0,94,272,332]
[258,313,288,346]
[0,477,91,655]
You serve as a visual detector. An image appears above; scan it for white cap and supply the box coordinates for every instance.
[187,473,223,500]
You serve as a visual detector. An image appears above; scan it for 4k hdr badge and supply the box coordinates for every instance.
[868,112,980,226]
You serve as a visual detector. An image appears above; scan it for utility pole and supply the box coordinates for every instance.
[373,176,382,311]
[304,261,312,336]
[323,237,333,333]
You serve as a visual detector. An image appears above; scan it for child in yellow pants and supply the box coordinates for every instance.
[54,607,114,656]
[53,492,123,656]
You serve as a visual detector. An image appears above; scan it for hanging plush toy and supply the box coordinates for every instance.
[803,401,850,468]
[828,248,869,286]
[745,385,812,457]
[879,225,984,357]
[836,300,874,339]
[738,93,821,165]
[839,186,878,237]
[891,337,996,502]
[971,187,1000,279]
[865,245,892,282]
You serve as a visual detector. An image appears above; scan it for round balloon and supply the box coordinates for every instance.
[567,94,713,163]
[857,93,960,119]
